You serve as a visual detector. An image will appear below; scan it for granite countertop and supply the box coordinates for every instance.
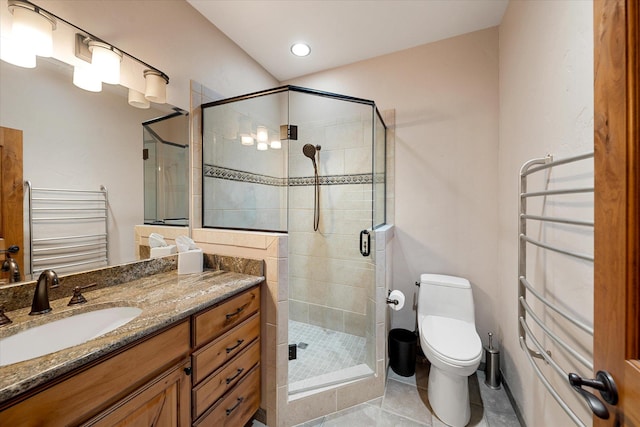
[0,268,264,403]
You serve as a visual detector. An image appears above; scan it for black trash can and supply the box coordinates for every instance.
[388,328,417,377]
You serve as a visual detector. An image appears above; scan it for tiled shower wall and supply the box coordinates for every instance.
[289,116,376,339]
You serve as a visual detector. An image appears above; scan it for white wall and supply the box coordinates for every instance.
[498,2,593,426]
[287,28,501,349]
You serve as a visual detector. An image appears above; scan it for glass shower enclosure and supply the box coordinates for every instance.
[201,86,386,394]
[143,112,189,226]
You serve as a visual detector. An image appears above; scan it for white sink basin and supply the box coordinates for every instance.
[0,306,142,366]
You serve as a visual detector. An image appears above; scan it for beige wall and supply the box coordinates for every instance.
[287,3,594,425]
[286,27,501,354]
[498,1,593,426]
[0,0,278,267]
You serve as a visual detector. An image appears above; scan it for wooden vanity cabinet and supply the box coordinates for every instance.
[0,321,191,427]
[0,284,262,427]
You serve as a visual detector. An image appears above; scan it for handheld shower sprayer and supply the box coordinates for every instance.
[302,144,317,171]
[302,144,321,231]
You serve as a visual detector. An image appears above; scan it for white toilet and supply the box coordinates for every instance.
[417,274,482,427]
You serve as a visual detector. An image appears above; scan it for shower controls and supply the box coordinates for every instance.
[360,230,371,257]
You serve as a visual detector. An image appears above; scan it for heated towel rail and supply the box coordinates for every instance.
[518,152,601,426]
[25,181,109,275]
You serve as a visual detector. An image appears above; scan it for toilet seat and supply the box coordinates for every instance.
[420,315,482,367]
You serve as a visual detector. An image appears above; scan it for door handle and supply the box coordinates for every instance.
[568,370,618,419]
[360,229,370,256]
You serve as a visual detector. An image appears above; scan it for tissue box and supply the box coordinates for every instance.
[150,245,177,258]
[178,248,203,274]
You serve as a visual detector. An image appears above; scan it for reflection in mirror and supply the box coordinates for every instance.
[0,56,188,284]
[143,113,189,226]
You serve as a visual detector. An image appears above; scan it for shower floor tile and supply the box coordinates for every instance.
[288,320,369,388]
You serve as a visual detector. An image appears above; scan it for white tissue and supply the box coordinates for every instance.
[178,248,203,274]
[176,235,197,253]
[388,290,405,311]
[150,245,177,258]
[149,233,168,248]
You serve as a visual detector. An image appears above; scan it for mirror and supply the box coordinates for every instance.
[0,56,188,284]
[143,113,189,226]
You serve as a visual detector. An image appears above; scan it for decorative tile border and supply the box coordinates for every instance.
[204,164,384,187]
[204,164,286,186]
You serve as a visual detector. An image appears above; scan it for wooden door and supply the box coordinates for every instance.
[594,0,640,425]
[0,126,24,281]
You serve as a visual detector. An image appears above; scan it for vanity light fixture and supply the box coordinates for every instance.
[241,135,255,146]
[256,141,268,151]
[72,62,102,92]
[0,34,36,68]
[88,40,122,85]
[144,69,169,103]
[290,42,310,57]
[1,1,170,104]
[128,88,150,109]
[8,0,56,58]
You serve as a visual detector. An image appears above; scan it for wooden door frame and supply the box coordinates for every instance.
[0,126,24,280]
[594,0,640,425]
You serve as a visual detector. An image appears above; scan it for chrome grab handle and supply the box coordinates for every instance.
[568,370,618,419]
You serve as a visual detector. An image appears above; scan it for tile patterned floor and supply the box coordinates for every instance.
[288,320,368,385]
[290,355,522,427]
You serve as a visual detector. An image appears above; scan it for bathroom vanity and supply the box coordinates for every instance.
[0,258,263,426]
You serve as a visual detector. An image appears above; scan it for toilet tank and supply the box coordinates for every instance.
[419,274,476,323]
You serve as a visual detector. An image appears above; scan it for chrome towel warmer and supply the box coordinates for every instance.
[25,181,109,275]
[518,152,613,426]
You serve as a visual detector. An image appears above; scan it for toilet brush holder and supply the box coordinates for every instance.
[484,332,501,389]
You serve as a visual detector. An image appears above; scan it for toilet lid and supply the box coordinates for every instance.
[421,315,482,364]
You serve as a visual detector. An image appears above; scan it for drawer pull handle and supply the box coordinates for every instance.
[226,368,244,384]
[226,339,244,353]
[226,397,244,416]
[225,305,246,320]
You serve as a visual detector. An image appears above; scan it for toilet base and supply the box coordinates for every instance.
[427,366,471,427]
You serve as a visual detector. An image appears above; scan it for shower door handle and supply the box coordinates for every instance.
[360,230,370,257]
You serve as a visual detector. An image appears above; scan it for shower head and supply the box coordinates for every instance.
[302,143,316,159]
[303,143,317,170]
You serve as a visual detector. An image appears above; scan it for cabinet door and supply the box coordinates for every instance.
[82,360,191,427]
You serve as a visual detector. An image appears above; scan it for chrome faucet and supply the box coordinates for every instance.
[30,270,59,315]
[1,245,21,283]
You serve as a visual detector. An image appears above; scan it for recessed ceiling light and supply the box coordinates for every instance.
[291,42,311,57]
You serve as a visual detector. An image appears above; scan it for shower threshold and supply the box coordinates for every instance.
[288,363,374,397]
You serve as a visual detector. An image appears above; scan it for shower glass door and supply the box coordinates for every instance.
[286,89,377,394]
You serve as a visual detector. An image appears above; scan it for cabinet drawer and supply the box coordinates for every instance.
[193,364,260,427]
[192,312,259,384]
[193,339,260,419]
[193,286,260,348]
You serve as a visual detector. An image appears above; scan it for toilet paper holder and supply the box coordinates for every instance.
[386,290,399,305]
